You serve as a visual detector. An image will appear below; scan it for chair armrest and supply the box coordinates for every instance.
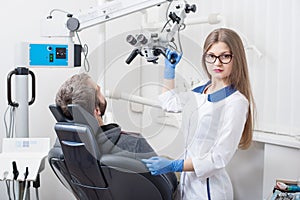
[100,154,149,174]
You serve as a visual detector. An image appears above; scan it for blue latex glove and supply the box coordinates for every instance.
[142,156,184,175]
[164,49,182,79]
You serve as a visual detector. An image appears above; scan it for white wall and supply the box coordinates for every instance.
[1,0,300,199]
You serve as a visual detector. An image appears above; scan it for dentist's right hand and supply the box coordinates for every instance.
[164,49,182,79]
[142,156,184,175]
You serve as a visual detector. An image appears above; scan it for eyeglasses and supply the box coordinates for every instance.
[204,53,233,64]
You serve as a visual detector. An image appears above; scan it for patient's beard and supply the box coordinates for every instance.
[99,99,107,117]
[95,114,104,126]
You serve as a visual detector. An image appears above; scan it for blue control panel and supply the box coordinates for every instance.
[29,44,68,66]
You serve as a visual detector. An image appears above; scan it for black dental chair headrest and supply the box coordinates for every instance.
[49,104,99,134]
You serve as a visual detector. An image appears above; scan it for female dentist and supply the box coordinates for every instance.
[142,28,255,200]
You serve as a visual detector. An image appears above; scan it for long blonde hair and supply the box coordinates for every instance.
[202,28,255,149]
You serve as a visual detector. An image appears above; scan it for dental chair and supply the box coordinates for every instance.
[48,104,178,200]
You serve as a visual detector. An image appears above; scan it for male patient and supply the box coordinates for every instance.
[50,73,178,199]
[54,72,157,159]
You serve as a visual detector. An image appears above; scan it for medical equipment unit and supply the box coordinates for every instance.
[28,43,82,67]
[0,138,50,200]
[7,67,36,138]
[40,0,196,67]
[4,68,50,200]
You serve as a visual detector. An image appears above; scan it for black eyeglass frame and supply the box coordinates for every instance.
[203,53,234,64]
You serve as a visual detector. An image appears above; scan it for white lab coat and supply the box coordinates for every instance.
[159,83,249,200]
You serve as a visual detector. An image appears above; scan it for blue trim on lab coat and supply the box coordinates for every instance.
[192,81,236,102]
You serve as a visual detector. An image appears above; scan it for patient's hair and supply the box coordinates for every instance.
[55,73,99,118]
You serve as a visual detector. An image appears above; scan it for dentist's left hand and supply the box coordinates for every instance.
[164,49,182,79]
[142,156,184,175]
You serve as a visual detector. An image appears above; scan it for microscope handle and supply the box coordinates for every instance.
[126,49,140,64]
[169,54,177,64]
[159,49,178,64]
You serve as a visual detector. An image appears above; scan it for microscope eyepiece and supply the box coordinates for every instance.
[126,35,137,46]
[137,34,148,45]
